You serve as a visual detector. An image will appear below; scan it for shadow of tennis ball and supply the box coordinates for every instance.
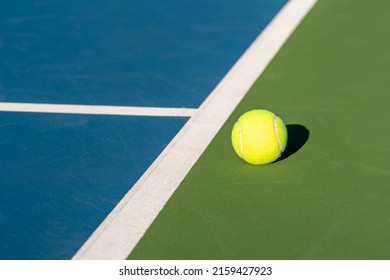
[279,124,310,160]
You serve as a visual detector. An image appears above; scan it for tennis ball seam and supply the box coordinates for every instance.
[236,121,244,158]
[273,115,284,153]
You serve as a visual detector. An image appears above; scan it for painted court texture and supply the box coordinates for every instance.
[1,0,390,260]
[0,0,287,259]
[129,0,390,260]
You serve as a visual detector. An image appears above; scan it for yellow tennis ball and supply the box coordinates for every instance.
[231,109,288,165]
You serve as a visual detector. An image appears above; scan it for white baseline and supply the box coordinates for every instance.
[73,0,318,260]
[0,102,196,117]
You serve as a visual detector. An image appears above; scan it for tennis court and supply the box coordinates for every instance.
[1,0,390,260]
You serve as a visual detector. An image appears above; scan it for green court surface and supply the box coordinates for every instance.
[128,0,390,259]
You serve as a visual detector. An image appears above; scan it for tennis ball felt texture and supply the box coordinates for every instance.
[231,109,288,165]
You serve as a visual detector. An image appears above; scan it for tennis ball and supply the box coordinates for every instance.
[231,109,288,165]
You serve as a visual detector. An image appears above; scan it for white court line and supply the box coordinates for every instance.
[72,0,318,260]
[0,102,197,117]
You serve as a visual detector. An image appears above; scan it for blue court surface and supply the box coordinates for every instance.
[0,0,287,259]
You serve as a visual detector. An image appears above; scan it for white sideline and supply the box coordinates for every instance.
[0,102,196,117]
[72,0,318,260]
